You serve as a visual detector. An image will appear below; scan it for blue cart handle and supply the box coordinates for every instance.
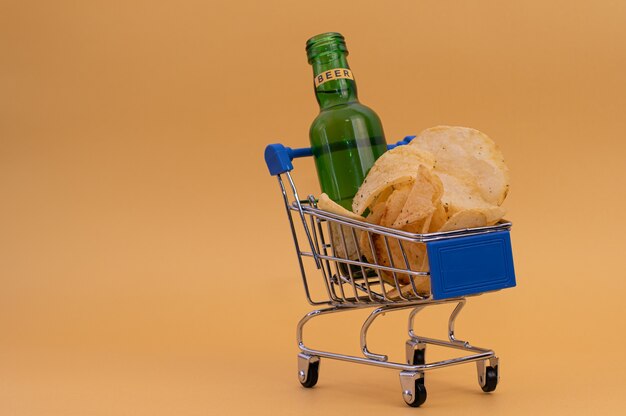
[264,135,416,176]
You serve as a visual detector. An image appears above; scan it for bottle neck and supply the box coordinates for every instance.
[311,54,359,110]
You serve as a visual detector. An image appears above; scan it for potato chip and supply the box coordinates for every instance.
[386,275,431,299]
[365,199,387,224]
[429,203,448,232]
[438,209,489,232]
[358,199,387,263]
[317,193,364,261]
[366,186,412,280]
[317,193,365,222]
[352,145,435,215]
[357,181,412,260]
[392,166,441,228]
[410,126,509,206]
[367,184,432,289]
[435,172,506,224]
[355,167,439,292]
[380,184,413,228]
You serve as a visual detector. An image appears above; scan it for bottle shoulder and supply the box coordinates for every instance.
[311,102,382,127]
[309,101,386,145]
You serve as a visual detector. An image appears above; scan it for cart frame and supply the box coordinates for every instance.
[265,137,515,406]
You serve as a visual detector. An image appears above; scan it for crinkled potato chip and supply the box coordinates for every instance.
[356,167,440,292]
[317,193,364,222]
[438,209,489,232]
[429,203,448,232]
[392,165,442,228]
[365,186,411,277]
[317,193,364,261]
[435,172,506,224]
[380,183,413,228]
[358,199,387,263]
[358,181,413,264]
[352,145,435,215]
[410,126,509,206]
[362,184,432,290]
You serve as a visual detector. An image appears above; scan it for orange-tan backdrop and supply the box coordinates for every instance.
[1,1,625,414]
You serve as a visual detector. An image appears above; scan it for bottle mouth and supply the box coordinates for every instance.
[306,32,348,63]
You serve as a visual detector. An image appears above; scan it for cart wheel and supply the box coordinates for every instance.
[404,380,427,407]
[405,340,426,366]
[400,371,427,407]
[411,346,425,366]
[298,355,320,388]
[481,366,498,393]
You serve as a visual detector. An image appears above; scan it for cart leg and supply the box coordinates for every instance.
[399,371,427,407]
[298,353,320,388]
[405,339,426,365]
[476,356,499,392]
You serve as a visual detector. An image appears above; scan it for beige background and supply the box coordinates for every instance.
[1,0,626,414]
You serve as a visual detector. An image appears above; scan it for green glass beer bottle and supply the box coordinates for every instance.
[306,32,388,211]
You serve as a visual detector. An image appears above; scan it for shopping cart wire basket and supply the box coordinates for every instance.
[264,136,516,407]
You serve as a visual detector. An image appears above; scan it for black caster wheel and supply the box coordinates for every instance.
[400,371,427,407]
[404,380,427,407]
[299,358,319,388]
[411,347,425,366]
[406,340,426,366]
[481,366,498,393]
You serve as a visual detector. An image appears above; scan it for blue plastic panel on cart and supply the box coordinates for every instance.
[427,231,516,300]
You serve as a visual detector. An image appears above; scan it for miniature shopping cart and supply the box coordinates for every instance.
[264,136,516,407]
